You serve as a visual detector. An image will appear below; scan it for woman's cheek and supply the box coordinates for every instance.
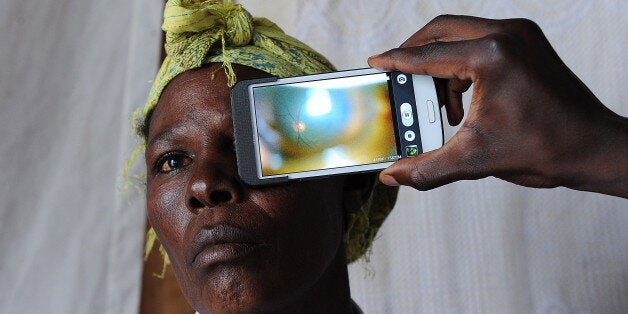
[147,178,191,254]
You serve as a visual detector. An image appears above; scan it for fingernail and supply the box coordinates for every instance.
[380,174,400,186]
[368,53,381,60]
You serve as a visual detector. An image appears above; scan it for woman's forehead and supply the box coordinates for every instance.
[147,64,270,140]
[156,64,270,114]
[162,66,230,109]
[147,66,231,143]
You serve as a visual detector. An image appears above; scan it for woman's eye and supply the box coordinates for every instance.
[157,154,191,173]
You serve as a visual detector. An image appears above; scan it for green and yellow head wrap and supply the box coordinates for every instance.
[135,0,398,272]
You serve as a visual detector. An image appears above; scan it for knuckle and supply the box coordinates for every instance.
[500,18,545,41]
[511,18,543,34]
[430,14,448,24]
[477,33,517,66]
[409,167,431,191]
[429,14,457,27]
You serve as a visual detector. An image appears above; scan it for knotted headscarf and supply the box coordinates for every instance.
[133,0,398,274]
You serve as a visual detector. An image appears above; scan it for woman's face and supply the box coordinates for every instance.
[145,64,362,313]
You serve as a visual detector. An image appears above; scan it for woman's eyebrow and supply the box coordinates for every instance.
[147,125,188,148]
[147,130,174,148]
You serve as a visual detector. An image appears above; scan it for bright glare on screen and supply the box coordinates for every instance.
[306,89,332,116]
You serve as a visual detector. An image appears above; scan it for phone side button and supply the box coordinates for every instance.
[426,100,436,123]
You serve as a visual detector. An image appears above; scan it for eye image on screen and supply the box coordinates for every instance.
[253,73,398,176]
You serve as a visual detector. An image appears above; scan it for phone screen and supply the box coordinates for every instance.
[252,73,399,176]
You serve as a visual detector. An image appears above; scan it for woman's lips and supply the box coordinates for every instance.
[189,225,267,268]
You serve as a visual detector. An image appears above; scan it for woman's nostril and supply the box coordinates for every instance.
[189,197,204,208]
[210,190,232,204]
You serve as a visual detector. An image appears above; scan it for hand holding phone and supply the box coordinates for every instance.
[368,15,628,198]
[231,68,444,186]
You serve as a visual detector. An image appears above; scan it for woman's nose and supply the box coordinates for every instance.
[187,165,243,213]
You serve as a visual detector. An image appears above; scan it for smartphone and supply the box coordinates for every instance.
[231,68,443,186]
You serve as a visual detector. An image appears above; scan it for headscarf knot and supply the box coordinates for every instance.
[162,0,253,68]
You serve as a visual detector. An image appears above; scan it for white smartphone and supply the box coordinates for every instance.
[231,68,443,186]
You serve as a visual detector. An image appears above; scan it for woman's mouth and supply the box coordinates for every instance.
[189,225,267,269]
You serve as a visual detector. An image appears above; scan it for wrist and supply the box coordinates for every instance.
[558,112,628,198]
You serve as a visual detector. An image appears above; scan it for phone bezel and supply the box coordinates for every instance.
[412,74,444,154]
[231,69,442,186]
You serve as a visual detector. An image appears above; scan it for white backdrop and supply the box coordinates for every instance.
[0,1,161,313]
[1,1,627,313]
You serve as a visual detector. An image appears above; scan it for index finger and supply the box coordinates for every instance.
[368,39,481,81]
[400,15,504,48]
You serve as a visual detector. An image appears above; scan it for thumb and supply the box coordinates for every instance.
[380,135,488,190]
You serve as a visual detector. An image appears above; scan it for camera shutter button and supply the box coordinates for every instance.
[404,130,415,141]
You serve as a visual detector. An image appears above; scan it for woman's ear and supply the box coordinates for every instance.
[342,173,377,215]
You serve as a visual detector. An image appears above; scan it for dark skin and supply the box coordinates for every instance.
[369,15,628,198]
[145,64,372,313]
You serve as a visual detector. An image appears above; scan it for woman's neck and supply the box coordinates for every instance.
[265,245,353,314]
